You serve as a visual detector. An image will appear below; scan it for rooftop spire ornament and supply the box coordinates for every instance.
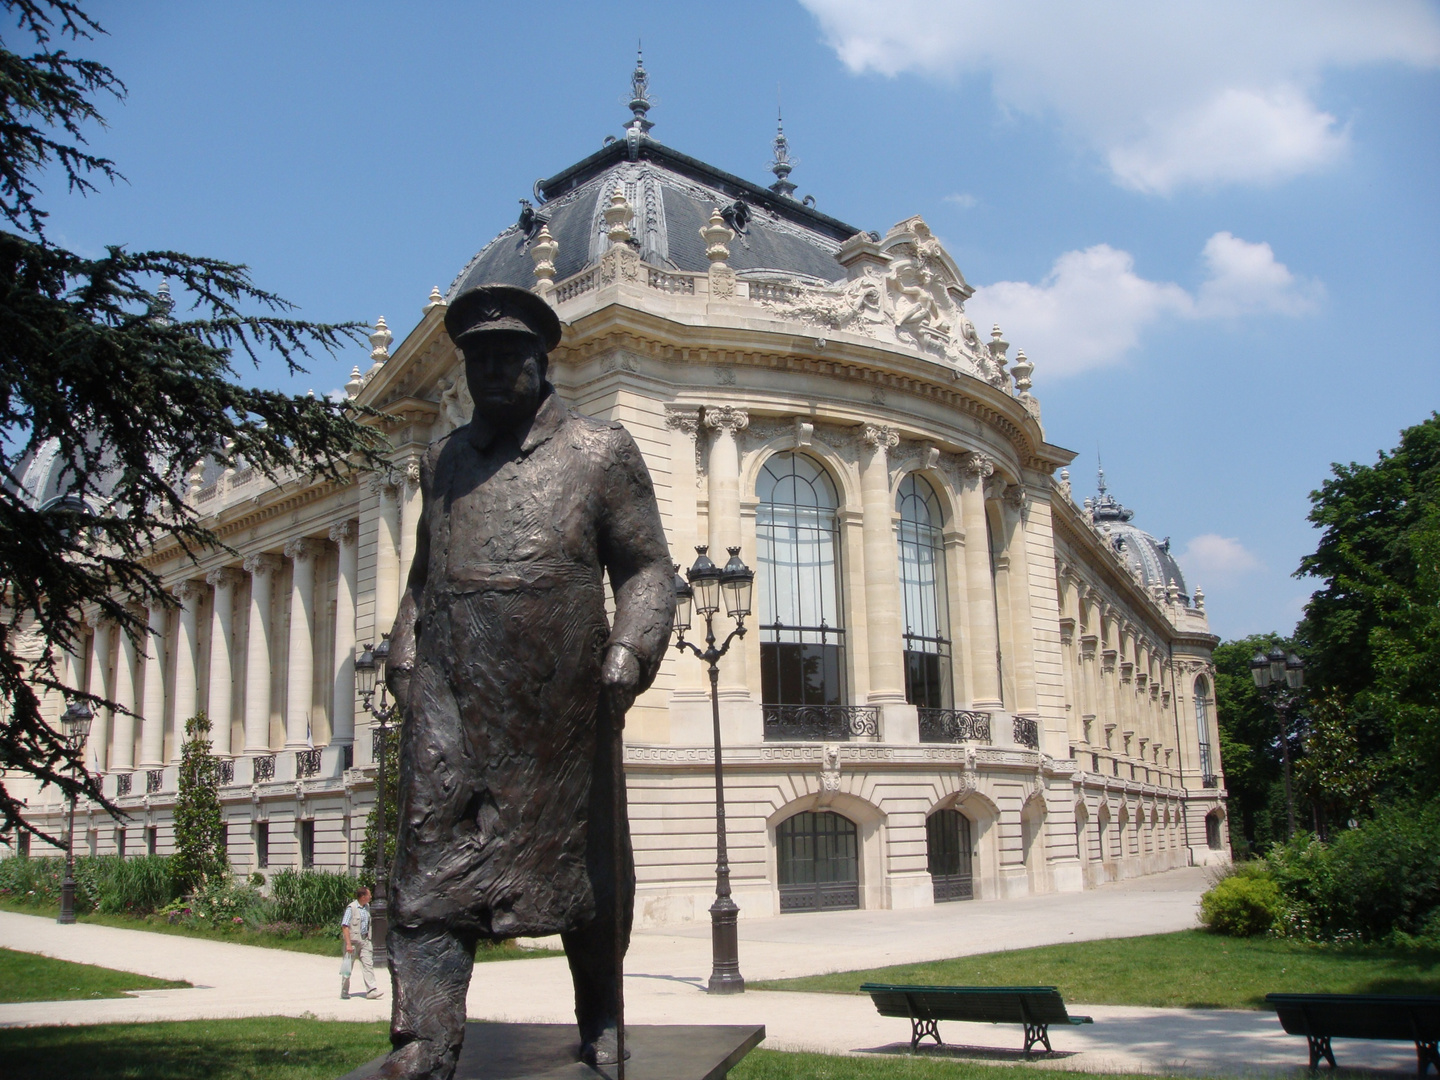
[768,108,797,198]
[626,43,654,136]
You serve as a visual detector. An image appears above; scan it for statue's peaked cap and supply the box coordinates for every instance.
[445,284,562,352]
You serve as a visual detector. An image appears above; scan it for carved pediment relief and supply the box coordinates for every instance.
[756,215,1006,389]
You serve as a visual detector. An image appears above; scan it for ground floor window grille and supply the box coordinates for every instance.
[776,810,859,913]
[300,820,316,869]
[146,826,157,856]
[926,809,974,902]
[115,827,125,859]
[256,822,269,869]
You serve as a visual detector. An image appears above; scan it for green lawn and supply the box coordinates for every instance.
[0,947,189,1003]
[0,1019,1162,1080]
[749,930,1440,1010]
[0,900,561,961]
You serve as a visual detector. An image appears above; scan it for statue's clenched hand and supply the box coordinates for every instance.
[601,644,641,726]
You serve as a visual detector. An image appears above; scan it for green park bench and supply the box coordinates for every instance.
[1266,993,1440,1074]
[861,983,1093,1056]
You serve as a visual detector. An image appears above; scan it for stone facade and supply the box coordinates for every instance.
[8,122,1228,925]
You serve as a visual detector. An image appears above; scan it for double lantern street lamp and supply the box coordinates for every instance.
[57,699,94,926]
[1250,645,1305,839]
[672,545,754,995]
[355,635,399,969]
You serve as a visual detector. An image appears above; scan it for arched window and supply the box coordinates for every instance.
[758,454,847,716]
[1194,676,1215,784]
[897,474,952,709]
[1205,810,1223,851]
[776,810,859,912]
[926,808,974,902]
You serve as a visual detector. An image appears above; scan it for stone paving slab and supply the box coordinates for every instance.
[0,868,1418,1074]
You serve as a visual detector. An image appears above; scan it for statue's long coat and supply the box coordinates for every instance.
[387,387,674,939]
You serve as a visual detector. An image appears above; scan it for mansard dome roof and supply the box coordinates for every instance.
[1086,471,1189,600]
[448,137,865,300]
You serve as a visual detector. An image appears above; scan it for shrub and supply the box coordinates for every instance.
[1200,870,1284,936]
[269,868,359,931]
[1267,802,1440,943]
[172,712,228,893]
[95,855,179,915]
[0,854,178,915]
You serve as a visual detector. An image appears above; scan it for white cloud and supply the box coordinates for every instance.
[966,232,1319,374]
[1178,534,1263,587]
[325,388,348,403]
[942,192,978,208]
[798,0,1440,192]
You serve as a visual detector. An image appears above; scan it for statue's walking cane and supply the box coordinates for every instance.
[613,696,627,1079]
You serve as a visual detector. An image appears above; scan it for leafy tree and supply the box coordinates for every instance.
[0,0,383,844]
[1297,412,1440,804]
[171,711,226,893]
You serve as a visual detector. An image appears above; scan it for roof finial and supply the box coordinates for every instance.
[1097,453,1106,496]
[769,105,797,198]
[627,42,654,136]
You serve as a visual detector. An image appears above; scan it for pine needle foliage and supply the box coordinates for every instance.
[171,712,227,894]
[0,0,386,845]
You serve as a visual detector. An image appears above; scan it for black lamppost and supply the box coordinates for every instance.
[57,700,94,926]
[672,545,754,994]
[1251,645,1305,838]
[356,635,400,969]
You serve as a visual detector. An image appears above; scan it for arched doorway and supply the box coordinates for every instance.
[776,810,860,912]
[926,809,974,902]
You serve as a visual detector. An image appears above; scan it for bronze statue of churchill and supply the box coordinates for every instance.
[377,285,675,1079]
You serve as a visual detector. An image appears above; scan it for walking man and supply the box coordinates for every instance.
[341,886,382,1000]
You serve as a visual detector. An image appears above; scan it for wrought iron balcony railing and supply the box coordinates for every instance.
[763,704,880,742]
[296,748,322,779]
[115,773,132,797]
[1012,715,1040,749]
[253,754,275,783]
[217,758,235,786]
[1202,774,1219,789]
[917,708,991,744]
[145,769,163,794]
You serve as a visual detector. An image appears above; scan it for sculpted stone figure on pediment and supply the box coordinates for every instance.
[756,215,1007,388]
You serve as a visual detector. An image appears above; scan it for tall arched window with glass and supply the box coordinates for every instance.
[897,474,952,709]
[757,454,847,720]
[1194,676,1216,786]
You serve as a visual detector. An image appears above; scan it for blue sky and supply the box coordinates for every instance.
[34,1,1440,641]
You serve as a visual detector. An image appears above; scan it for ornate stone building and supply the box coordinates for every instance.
[10,64,1227,921]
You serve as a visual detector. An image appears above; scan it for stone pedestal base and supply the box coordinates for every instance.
[339,1023,765,1080]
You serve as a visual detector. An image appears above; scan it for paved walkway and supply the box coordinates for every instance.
[0,868,1419,1075]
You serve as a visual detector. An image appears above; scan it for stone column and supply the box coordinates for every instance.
[859,424,911,739]
[86,619,113,773]
[704,406,749,694]
[999,485,1038,718]
[242,553,281,753]
[398,458,422,599]
[1080,589,1101,745]
[138,602,168,767]
[373,474,401,638]
[284,537,324,748]
[170,580,205,755]
[111,614,141,771]
[206,567,244,756]
[960,453,1003,710]
[664,408,708,700]
[329,521,359,747]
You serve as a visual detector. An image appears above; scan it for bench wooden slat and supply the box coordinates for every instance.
[862,983,1093,1056]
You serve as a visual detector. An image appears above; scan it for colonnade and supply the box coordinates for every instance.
[1056,566,1186,787]
[75,455,425,775]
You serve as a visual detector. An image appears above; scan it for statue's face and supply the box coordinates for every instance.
[461,333,546,422]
